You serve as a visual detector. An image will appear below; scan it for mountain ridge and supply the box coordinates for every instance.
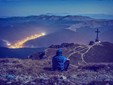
[0,15,113,48]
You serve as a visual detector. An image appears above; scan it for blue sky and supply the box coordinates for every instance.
[0,0,113,17]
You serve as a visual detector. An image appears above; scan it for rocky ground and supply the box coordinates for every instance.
[0,58,113,85]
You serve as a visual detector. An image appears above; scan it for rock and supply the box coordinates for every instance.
[6,75,15,80]
[59,75,67,80]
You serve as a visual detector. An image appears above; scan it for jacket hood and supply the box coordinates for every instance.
[56,49,62,56]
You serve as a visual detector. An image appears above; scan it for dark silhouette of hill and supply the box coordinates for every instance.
[0,47,45,58]
[84,42,113,63]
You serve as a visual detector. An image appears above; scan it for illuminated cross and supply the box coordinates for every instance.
[95,28,100,42]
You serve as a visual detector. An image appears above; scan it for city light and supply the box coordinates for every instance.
[8,33,46,48]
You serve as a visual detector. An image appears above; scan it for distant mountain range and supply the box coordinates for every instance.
[81,14,113,19]
[0,15,93,44]
[0,15,113,48]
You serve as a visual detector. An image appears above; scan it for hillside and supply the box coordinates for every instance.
[0,42,113,85]
[24,29,78,47]
[29,42,113,64]
[84,42,113,63]
[0,47,45,58]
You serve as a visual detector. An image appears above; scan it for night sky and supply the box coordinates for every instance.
[0,0,113,17]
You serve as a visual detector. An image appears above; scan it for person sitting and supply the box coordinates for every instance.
[52,49,70,71]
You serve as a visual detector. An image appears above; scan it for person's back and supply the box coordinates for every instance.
[52,49,69,71]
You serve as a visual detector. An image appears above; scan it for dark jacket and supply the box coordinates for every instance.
[52,49,67,70]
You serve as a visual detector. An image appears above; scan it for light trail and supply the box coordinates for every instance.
[8,32,46,48]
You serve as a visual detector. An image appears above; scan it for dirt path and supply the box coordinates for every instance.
[68,43,99,67]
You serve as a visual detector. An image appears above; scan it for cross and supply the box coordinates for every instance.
[95,28,100,42]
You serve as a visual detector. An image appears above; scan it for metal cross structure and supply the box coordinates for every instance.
[95,28,100,42]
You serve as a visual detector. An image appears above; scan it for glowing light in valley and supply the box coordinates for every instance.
[8,32,46,48]
[42,32,46,36]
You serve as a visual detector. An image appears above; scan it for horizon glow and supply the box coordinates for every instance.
[0,0,113,17]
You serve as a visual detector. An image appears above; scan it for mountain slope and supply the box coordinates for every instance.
[29,42,113,64]
[24,29,78,47]
[84,42,113,63]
